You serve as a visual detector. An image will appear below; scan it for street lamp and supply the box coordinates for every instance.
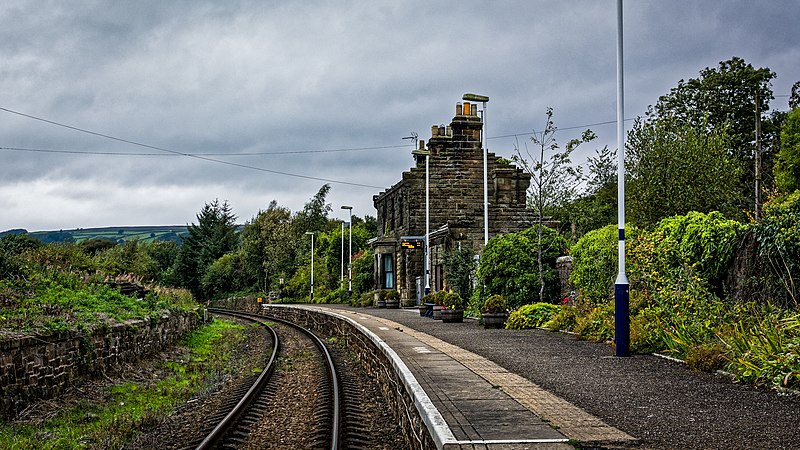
[340,220,346,286]
[463,93,490,245]
[340,205,353,297]
[412,145,431,295]
[614,0,630,357]
[305,231,315,302]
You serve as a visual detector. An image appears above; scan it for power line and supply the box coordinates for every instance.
[0,106,389,189]
[0,144,410,157]
[489,118,637,141]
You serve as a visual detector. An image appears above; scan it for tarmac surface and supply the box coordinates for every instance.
[322,305,800,450]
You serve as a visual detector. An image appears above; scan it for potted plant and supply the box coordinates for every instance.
[441,292,464,323]
[376,290,387,308]
[385,289,400,309]
[420,293,435,317]
[431,290,446,320]
[481,294,508,329]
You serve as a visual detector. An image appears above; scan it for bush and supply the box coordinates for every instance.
[722,313,800,389]
[629,211,743,290]
[544,305,580,331]
[443,292,463,309]
[505,303,561,330]
[477,225,566,309]
[569,224,637,305]
[755,191,800,306]
[481,294,507,314]
[574,302,615,342]
[385,290,400,301]
[443,245,476,300]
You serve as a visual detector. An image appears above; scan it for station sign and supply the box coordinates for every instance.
[401,236,425,249]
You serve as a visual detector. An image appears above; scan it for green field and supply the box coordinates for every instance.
[23,226,191,244]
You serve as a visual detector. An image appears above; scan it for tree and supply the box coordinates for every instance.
[443,244,476,301]
[556,146,618,238]
[774,108,800,194]
[476,225,566,309]
[173,199,238,298]
[627,116,741,227]
[645,57,777,215]
[293,184,332,234]
[513,107,595,301]
[238,200,296,293]
[790,80,800,110]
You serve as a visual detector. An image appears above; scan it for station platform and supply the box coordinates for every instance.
[311,306,637,450]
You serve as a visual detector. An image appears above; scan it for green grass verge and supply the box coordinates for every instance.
[0,319,250,449]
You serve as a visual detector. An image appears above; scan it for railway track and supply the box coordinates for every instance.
[185,308,341,450]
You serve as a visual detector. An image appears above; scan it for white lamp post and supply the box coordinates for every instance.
[614,0,630,357]
[340,220,345,287]
[412,145,431,295]
[340,205,353,297]
[305,231,315,302]
[463,93,490,245]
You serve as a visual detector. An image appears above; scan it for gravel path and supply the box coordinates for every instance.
[344,306,800,450]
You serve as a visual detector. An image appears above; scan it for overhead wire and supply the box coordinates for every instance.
[0,106,391,189]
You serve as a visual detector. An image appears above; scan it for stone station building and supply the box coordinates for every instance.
[370,100,535,305]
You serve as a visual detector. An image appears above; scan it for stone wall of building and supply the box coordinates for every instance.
[372,101,535,302]
[0,310,201,420]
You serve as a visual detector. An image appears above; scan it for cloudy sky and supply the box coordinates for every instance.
[1,1,797,232]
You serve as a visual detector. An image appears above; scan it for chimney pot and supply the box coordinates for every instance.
[464,102,471,116]
[456,102,463,116]
[431,125,438,137]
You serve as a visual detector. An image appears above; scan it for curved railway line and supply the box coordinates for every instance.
[185,308,341,450]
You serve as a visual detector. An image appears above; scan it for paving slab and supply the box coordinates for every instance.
[311,306,636,449]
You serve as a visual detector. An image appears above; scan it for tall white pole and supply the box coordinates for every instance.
[309,233,315,302]
[348,209,353,296]
[340,220,345,284]
[614,0,630,357]
[482,101,489,245]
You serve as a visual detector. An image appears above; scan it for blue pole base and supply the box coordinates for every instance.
[615,282,630,357]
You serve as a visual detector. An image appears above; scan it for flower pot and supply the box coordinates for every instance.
[386,299,400,309]
[482,312,508,329]
[377,299,387,308]
[441,309,464,323]
[432,305,443,320]
[418,305,428,317]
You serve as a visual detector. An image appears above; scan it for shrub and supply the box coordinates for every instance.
[481,294,507,314]
[477,225,566,309]
[505,303,561,330]
[722,313,800,389]
[544,305,580,331]
[574,302,615,342]
[443,245,477,301]
[384,290,400,301]
[755,191,800,306]
[629,211,743,290]
[443,292,463,310]
[569,224,637,305]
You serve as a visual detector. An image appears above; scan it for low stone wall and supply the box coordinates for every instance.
[259,304,437,450]
[0,310,201,421]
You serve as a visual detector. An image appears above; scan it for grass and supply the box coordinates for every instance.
[0,319,250,449]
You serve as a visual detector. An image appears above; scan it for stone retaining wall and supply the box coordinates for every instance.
[256,304,437,450]
[0,310,201,420]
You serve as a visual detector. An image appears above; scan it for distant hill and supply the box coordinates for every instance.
[0,226,191,244]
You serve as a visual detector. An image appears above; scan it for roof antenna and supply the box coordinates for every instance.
[402,132,418,148]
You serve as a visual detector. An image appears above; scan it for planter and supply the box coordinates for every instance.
[432,305,443,320]
[386,299,400,309]
[377,299,387,308]
[482,312,508,329]
[418,305,428,317]
[441,309,464,323]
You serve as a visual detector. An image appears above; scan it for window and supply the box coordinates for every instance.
[383,254,394,289]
